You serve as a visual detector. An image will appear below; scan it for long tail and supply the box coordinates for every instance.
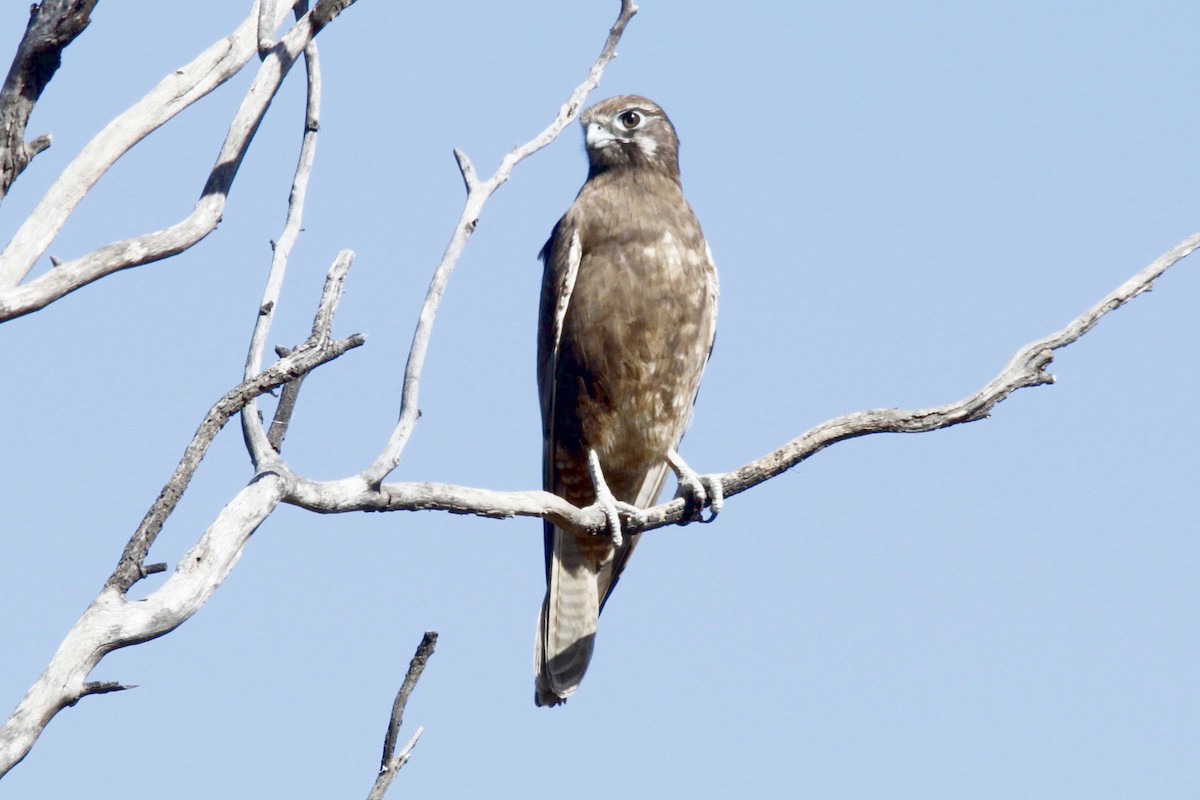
[533,461,668,706]
[534,528,600,707]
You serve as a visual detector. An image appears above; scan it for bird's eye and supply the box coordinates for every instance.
[617,110,643,130]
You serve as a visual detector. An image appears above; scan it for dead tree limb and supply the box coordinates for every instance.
[0,0,356,318]
[10,0,1186,790]
[0,249,362,778]
[360,0,639,486]
[0,2,289,289]
[0,0,636,782]
[0,0,98,202]
[367,631,437,800]
[243,3,324,466]
[282,229,1199,534]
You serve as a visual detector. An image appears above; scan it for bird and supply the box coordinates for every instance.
[534,95,721,707]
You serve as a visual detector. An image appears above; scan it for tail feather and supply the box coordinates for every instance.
[535,461,670,707]
[535,527,600,707]
[596,460,667,611]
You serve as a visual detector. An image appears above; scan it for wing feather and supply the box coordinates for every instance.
[535,222,594,706]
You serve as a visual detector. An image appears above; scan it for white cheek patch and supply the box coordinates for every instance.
[636,134,658,159]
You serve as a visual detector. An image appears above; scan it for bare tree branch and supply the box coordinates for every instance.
[266,345,307,452]
[368,631,437,800]
[0,2,291,290]
[0,244,362,776]
[13,0,1186,790]
[0,0,98,202]
[708,229,1200,502]
[368,727,424,800]
[0,0,358,319]
[0,475,285,779]
[111,250,361,593]
[284,230,1199,534]
[311,0,358,29]
[360,0,639,487]
[75,681,135,702]
[243,9,324,467]
[2,0,637,786]
[258,0,284,55]
[107,332,364,592]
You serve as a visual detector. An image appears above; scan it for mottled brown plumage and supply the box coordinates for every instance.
[534,95,718,706]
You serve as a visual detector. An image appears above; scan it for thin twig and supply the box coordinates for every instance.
[266,346,306,452]
[109,241,357,593]
[109,324,364,593]
[380,632,437,768]
[79,681,133,696]
[360,0,639,487]
[367,727,424,800]
[243,16,324,466]
[368,631,436,799]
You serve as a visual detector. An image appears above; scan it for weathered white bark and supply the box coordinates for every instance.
[0,475,286,775]
[243,19,323,466]
[0,0,351,320]
[0,2,287,288]
[3,0,1193,793]
[286,229,1200,533]
[0,1,636,786]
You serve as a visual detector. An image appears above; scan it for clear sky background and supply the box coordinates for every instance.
[1,2,1197,798]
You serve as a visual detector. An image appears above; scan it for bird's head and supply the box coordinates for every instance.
[579,95,680,180]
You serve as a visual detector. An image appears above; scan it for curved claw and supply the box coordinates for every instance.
[667,449,723,523]
[586,449,644,547]
[698,473,724,522]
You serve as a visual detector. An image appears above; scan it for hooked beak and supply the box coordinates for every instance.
[585,122,619,150]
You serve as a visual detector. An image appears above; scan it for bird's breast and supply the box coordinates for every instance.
[554,216,715,500]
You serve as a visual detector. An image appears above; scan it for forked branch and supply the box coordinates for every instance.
[243,5,325,467]
[360,0,639,486]
[0,248,363,779]
[0,1,637,782]
[367,631,437,800]
[0,0,357,318]
[0,2,292,290]
[7,0,1190,791]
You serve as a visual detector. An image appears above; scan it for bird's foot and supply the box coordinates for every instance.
[586,449,643,548]
[667,449,723,523]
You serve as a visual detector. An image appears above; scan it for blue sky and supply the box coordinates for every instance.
[1,2,1197,797]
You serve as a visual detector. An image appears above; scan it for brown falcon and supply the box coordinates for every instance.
[534,95,721,707]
